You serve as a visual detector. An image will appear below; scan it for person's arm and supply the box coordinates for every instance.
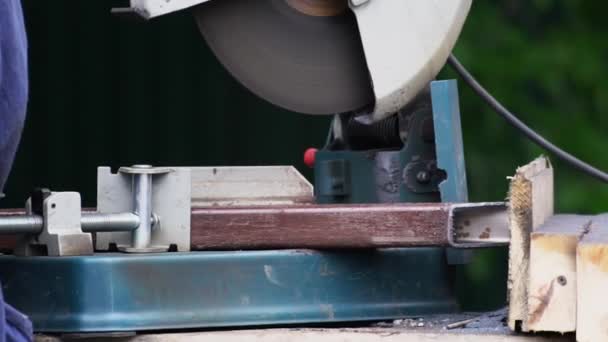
[0,0,29,196]
[0,1,32,341]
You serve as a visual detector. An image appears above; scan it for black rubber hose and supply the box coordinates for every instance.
[448,54,608,183]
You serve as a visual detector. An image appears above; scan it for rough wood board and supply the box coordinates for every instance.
[576,214,608,342]
[35,329,573,342]
[527,215,590,332]
[507,156,554,332]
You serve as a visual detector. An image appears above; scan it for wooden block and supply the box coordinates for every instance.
[577,214,608,342]
[527,215,591,332]
[507,156,554,332]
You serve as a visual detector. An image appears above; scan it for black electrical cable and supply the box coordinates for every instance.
[448,54,608,184]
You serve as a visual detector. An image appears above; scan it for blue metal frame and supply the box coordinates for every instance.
[431,80,469,203]
[0,249,457,332]
[315,80,468,204]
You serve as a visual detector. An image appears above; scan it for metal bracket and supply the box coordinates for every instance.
[16,192,94,256]
[96,166,191,252]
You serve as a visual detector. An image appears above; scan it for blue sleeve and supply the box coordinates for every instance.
[0,0,28,195]
[0,286,33,342]
[0,2,32,339]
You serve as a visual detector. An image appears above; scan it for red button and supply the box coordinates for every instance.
[303,148,318,168]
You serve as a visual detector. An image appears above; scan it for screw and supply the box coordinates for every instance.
[417,171,431,184]
[557,276,567,286]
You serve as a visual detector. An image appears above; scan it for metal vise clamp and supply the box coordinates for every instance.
[9,165,191,256]
[16,190,94,256]
[96,165,191,253]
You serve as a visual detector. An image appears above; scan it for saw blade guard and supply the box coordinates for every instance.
[130,0,472,121]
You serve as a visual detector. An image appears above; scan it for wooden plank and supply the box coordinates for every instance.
[507,156,554,332]
[576,214,608,342]
[190,203,451,250]
[527,215,590,332]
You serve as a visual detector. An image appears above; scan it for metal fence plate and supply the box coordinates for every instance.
[95,167,191,251]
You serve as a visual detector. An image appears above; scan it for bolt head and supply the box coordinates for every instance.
[416,171,431,184]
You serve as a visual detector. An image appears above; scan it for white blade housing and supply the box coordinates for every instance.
[351,0,472,121]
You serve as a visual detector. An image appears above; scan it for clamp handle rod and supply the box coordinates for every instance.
[0,212,142,235]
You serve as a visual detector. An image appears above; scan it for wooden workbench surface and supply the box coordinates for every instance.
[35,328,573,342]
[35,310,574,342]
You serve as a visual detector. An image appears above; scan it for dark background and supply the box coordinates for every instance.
[5,1,608,310]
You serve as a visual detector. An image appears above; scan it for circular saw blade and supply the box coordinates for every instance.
[194,0,374,115]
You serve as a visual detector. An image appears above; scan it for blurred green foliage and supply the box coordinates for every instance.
[444,0,608,310]
[4,0,608,311]
[449,1,608,213]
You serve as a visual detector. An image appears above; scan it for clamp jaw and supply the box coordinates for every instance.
[16,190,93,256]
[11,166,191,256]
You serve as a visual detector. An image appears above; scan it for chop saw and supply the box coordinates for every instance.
[130,0,474,203]
[0,0,507,334]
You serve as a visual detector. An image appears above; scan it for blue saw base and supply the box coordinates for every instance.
[0,248,457,333]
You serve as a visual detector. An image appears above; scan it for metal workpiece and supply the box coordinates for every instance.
[190,202,509,250]
[191,203,452,250]
[449,202,510,248]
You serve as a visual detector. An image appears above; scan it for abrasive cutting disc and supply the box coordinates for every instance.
[194,0,374,115]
